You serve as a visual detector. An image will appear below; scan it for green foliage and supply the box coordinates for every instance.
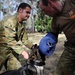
[35,13,52,33]
[45,17,52,32]
[34,0,52,33]
[0,2,3,10]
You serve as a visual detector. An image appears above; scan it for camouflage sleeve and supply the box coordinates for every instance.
[1,20,29,54]
[10,40,32,54]
[6,29,24,54]
[22,27,33,50]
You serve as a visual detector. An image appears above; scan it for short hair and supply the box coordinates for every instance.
[42,0,48,6]
[17,2,31,12]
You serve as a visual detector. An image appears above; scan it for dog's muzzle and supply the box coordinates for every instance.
[30,60,45,75]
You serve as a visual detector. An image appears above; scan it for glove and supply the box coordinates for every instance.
[39,32,57,56]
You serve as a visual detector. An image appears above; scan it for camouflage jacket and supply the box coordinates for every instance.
[0,14,32,55]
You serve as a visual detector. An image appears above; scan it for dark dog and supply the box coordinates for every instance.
[0,62,37,75]
[0,45,45,75]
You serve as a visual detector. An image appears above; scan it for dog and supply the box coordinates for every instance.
[0,45,45,75]
[30,44,45,75]
[0,62,37,75]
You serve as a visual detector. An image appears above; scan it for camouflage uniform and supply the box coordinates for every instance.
[50,0,75,75]
[0,14,32,70]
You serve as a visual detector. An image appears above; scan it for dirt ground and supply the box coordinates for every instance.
[28,32,66,75]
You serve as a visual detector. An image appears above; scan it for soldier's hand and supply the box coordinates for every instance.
[22,51,29,59]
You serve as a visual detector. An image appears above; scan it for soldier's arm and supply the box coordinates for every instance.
[2,20,28,55]
[22,27,33,49]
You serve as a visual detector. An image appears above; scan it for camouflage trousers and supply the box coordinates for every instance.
[54,41,75,75]
[0,48,22,71]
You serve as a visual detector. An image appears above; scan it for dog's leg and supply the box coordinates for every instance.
[40,66,44,75]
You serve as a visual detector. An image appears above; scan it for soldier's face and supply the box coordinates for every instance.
[19,7,31,21]
[39,0,62,17]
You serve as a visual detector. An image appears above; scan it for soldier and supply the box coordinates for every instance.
[39,0,75,75]
[0,2,33,71]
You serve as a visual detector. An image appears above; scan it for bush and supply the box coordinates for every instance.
[35,16,52,33]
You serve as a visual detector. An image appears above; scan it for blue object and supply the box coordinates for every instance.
[39,32,57,56]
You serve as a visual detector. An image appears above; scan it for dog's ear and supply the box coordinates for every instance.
[30,44,39,60]
[31,44,38,51]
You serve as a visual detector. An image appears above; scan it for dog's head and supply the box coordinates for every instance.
[19,59,45,75]
[30,44,45,62]
[19,63,37,75]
